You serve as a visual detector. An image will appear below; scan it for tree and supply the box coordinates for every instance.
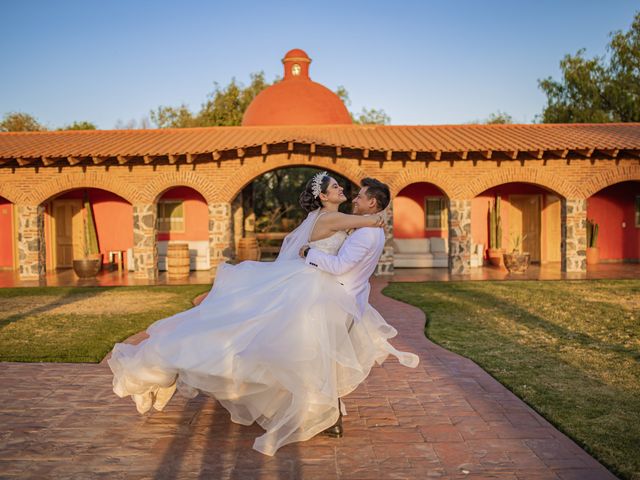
[114,117,152,130]
[485,111,514,124]
[0,112,45,132]
[538,10,640,123]
[151,75,390,128]
[335,85,390,125]
[354,107,391,125]
[150,72,273,128]
[58,121,97,131]
[252,168,357,232]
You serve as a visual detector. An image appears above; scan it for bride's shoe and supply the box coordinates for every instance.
[132,392,153,414]
[153,382,177,411]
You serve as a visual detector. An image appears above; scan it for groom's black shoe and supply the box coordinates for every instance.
[322,413,343,438]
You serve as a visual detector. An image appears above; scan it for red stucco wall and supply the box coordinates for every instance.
[156,187,209,242]
[47,189,133,267]
[393,183,447,239]
[587,181,640,261]
[0,197,13,269]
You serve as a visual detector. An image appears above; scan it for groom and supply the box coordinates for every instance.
[299,177,391,437]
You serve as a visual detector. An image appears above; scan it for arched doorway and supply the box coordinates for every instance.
[155,187,210,271]
[473,183,563,266]
[45,188,133,271]
[233,167,358,261]
[0,196,15,271]
[587,181,640,263]
[392,182,451,268]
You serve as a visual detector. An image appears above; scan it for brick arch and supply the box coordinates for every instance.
[29,172,140,205]
[387,169,458,199]
[582,165,640,197]
[141,171,217,204]
[0,183,26,204]
[466,168,576,199]
[214,156,368,203]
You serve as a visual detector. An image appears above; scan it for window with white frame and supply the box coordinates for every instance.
[424,196,447,230]
[157,200,185,233]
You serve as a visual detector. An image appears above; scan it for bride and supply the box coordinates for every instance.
[108,171,419,456]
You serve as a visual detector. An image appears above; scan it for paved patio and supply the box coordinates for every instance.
[1,262,638,288]
[0,279,618,479]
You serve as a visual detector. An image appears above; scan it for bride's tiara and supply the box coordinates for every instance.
[311,171,329,198]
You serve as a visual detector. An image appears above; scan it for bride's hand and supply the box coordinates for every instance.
[374,213,385,227]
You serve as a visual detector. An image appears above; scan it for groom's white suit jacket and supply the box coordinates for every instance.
[305,226,385,316]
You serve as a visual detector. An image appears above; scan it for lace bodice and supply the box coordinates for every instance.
[309,231,348,255]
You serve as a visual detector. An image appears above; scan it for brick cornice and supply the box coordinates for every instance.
[140,171,217,204]
[213,153,367,203]
[387,168,459,199]
[465,167,578,198]
[581,165,640,197]
[28,172,140,205]
[0,183,27,204]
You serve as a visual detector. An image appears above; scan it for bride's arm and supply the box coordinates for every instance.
[320,212,384,232]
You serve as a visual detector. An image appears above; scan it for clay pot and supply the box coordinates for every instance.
[72,256,102,278]
[586,247,600,265]
[487,248,505,267]
[503,252,531,274]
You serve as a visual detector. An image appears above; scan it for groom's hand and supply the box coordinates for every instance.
[299,245,310,258]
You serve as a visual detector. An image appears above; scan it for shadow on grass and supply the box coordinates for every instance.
[384,281,640,480]
[413,281,639,360]
[0,286,119,330]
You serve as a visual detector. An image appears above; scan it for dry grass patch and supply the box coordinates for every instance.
[0,285,210,363]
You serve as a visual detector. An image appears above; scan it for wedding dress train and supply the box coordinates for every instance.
[108,230,419,456]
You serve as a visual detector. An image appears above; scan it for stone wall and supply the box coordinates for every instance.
[562,198,588,272]
[16,205,45,278]
[448,199,472,274]
[132,204,158,280]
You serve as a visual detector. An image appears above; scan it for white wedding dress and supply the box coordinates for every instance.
[108,229,419,456]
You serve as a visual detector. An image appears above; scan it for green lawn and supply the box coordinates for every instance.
[383,279,640,480]
[0,285,210,363]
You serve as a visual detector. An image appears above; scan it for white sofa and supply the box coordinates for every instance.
[393,238,484,268]
[127,240,211,271]
[393,238,449,268]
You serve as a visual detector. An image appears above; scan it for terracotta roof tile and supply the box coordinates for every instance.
[1,124,640,161]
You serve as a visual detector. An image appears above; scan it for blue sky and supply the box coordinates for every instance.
[1,1,637,129]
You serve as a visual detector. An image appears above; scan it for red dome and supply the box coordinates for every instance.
[242,49,352,126]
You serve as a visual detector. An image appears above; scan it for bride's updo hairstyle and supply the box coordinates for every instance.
[299,172,332,212]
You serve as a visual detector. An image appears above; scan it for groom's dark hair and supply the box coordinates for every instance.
[361,178,390,211]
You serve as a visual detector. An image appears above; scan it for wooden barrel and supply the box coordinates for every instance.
[237,237,261,262]
[167,243,190,278]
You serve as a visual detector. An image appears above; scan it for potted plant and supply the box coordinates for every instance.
[503,234,530,274]
[487,195,505,267]
[586,218,599,265]
[72,190,103,278]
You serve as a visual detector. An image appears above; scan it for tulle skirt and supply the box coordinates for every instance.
[108,259,419,456]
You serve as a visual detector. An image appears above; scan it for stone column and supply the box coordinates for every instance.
[232,192,244,251]
[132,203,158,280]
[17,205,46,279]
[448,199,473,274]
[375,203,394,275]
[209,202,234,276]
[562,198,587,272]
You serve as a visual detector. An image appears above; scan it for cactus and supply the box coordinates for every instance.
[587,218,599,248]
[82,190,100,257]
[488,195,502,250]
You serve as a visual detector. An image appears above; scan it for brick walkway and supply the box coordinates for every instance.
[0,280,616,479]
